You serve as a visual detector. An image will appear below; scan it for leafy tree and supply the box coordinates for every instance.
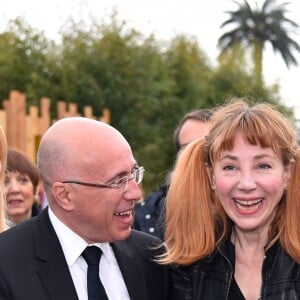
[0,18,56,106]
[58,19,175,192]
[211,43,277,105]
[0,15,287,194]
[128,34,225,192]
[218,0,300,84]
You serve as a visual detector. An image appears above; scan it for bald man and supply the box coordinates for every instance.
[0,117,168,300]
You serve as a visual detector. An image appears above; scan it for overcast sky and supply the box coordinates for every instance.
[1,0,300,119]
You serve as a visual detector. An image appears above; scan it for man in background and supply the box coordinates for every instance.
[134,109,212,239]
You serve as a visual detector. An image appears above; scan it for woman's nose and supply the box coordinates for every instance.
[237,171,257,191]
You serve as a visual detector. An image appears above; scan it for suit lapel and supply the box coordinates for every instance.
[32,209,79,300]
[112,241,149,300]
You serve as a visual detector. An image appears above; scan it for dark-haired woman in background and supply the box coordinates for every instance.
[5,149,40,225]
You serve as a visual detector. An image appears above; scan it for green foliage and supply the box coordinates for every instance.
[0,17,57,105]
[0,15,289,195]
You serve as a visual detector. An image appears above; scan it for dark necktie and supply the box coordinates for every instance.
[82,246,109,300]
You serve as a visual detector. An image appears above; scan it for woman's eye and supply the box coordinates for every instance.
[19,177,30,184]
[258,163,271,170]
[223,165,235,171]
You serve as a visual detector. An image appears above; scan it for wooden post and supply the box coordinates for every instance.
[26,105,39,160]
[100,108,111,124]
[5,90,26,152]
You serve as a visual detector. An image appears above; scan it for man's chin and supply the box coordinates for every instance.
[113,227,132,241]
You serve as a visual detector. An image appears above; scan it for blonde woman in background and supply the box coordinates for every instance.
[0,126,8,232]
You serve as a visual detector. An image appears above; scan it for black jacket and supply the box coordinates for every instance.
[0,208,169,300]
[169,240,300,300]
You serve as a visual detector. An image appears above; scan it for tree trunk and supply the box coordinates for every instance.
[253,40,263,86]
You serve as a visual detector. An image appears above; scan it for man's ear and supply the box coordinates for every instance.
[51,182,74,211]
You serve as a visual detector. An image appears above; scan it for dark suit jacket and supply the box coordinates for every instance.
[0,208,169,300]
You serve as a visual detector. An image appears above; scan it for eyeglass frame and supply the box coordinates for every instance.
[61,166,145,193]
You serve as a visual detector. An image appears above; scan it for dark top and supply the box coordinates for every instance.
[133,185,168,239]
[169,238,300,300]
[226,238,245,300]
[32,202,41,217]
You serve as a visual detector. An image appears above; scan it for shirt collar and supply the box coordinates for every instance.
[48,207,111,266]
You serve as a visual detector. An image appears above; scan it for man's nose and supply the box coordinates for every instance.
[124,179,143,201]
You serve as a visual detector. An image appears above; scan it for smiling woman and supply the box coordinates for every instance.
[4,148,40,225]
[160,98,300,300]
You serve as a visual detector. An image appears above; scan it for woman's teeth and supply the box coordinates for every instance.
[234,198,262,211]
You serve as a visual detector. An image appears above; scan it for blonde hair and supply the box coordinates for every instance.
[0,126,7,232]
[161,99,300,265]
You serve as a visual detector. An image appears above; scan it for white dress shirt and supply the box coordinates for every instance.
[48,208,130,300]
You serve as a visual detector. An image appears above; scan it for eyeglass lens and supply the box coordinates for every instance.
[120,167,144,193]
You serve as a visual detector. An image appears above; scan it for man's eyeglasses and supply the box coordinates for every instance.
[62,166,145,194]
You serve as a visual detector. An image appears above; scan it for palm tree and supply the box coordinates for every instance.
[218,0,300,84]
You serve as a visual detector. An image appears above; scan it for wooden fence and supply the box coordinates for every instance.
[0,90,110,161]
